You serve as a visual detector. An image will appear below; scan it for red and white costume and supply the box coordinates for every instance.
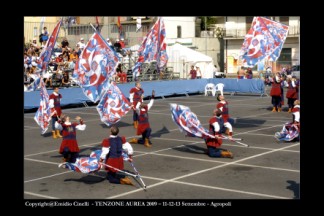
[49,92,62,117]
[129,87,144,107]
[56,120,86,154]
[205,116,223,148]
[99,135,133,172]
[136,98,154,135]
[217,100,233,134]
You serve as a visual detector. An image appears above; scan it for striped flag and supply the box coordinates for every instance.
[117,16,122,37]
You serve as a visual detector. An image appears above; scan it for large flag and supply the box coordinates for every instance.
[133,17,168,77]
[34,79,52,134]
[239,17,289,67]
[59,149,130,173]
[28,19,62,91]
[97,81,132,126]
[60,150,102,173]
[73,32,120,102]
[37,19,62,73]
[170,103,214,139]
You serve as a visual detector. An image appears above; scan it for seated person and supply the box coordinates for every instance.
[51,68,63,88]
[61,72,71,87]
[116,63,127,83]
[275,100,300,141]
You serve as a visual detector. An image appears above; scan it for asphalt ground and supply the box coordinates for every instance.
[24,91,299,200]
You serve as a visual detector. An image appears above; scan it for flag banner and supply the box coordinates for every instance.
[117,16,122,36]
[97,81,132,126]
[240,17,288,67]
[27,73,41,91]
[34,79,51,134]
[133,17,168,77]
[59,150,130,173]
[37,19,62,73]
[73,32,119,102]
[170,103,214,139]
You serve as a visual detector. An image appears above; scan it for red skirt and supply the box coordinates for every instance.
[59,140,80,153]
[106,157,124,173]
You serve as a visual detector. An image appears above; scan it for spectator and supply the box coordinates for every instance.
[245,68,253,79]
[51,67,63,88]
[237,67,245,79]
[187,65,197,79]
[120,38,125,48]
[106,38,114,49]
[61,38,70,51]
[77,38,86,51]
[116,63,127,83]
[196,66,202,79]
[114,39,122,52]
[69,50,78,62]
[41,27,49,44]
[61,72,71,88]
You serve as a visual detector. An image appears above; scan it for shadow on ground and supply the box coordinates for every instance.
[151,126,170,138]
[286,180,299,199]
[234,118,266,128]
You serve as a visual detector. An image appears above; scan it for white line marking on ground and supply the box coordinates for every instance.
[24,158,60,165]
[106,143,299,199]
[24,171,72,183]
[24,191,59,199]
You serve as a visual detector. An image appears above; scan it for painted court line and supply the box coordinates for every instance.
[24,170,72,183]
[106,143,299,199]
[24,191,59,199]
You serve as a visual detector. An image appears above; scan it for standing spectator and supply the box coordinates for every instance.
[114,39,122,52]
[49,87,63,139]
[41,27,49,45]
[129,81,144,128]
[205,109,233,158]
[56,115,86,163]
[196,66,202,79]
[77,38,86,51]
[129,90,155,147]
[187,65,197,79]
[285,75,299,113]
[120,38,125,48]
[270,72,283,112]
[99,126,134,185]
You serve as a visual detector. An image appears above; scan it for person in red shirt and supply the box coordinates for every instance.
[187,65,197,79]
[129,81,144,128]
[99,126,134,185]
[285,75,299,113]
[129,90,155,147]
[49,87,63,138]
[205,109,233,158]
[216,94,234,139]
[270,73,283,112]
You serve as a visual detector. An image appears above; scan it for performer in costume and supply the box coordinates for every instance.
[99,126,134,185]
[129,81,144,129]
[270,73,283,112]
[275,100,300,141]
[285,75,299,113]
[49,87,62,138]
[216,94,234,139]
[56,115,86,162]
[129,90,155,147]
[205,109,233,158]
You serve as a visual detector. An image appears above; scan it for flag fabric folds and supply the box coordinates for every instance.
[170,103,214,139]
[37,19,62,73]
[136,18,142,32]
[34,79,52,134]
[240,17,289,67]
[59,150,130,173]
[132,17,168,77]
[61,150,102,173]
[96,81,132,126]
[73,32,119,102]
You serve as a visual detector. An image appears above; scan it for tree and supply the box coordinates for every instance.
[199,16,217,30]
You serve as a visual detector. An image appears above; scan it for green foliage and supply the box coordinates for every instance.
[199,16,217,30]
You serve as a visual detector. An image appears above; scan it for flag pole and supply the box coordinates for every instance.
[89,23,97,32]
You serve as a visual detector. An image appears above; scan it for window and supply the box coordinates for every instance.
[177,26,181,38]
[33,27,38,37]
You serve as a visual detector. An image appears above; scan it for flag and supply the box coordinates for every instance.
[26,73,41,91]
[136,17,142,32]
[95,16,100,32]
[96,81,132,126]
[170,103,214,139]
[59,149,130,173]
[39,17,45,35]
[73,32,120,102]
[239,17,289,67]
[34,79,52,134]
[133,17,168,77]
[117,16,122,37]
[37,19,62,74]
[60,150,102,173]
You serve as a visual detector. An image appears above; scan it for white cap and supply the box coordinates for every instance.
[121,38,124,41]
[80,38,84,40]
[32,62,37,67]
[116,38,120,42]
[106,38,110,41]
